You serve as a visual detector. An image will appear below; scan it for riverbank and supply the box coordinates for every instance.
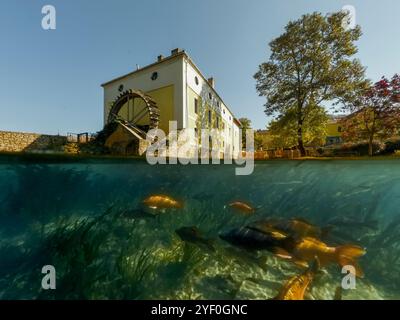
[2,151,400,164]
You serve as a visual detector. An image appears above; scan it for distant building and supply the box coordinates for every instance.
[101,48,241,156]
[325,115,345,146]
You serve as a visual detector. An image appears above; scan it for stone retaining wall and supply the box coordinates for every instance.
[0,130,67,153]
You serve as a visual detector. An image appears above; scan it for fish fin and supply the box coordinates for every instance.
[336,245,366,278]
[293,259,309,269]
[271,247,293,260]
[334,286,342,300]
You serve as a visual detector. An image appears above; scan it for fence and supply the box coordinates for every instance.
[67,132,96,144]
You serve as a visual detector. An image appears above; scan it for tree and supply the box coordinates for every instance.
[268,105,329,149]
[254,130,271,150]
[254,11,368,156]
[341,74,400,156]
[239,117,252,148]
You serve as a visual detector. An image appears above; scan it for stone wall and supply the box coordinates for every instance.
[0,130,67,153]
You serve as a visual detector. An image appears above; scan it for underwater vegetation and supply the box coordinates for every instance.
[1,158,400,299]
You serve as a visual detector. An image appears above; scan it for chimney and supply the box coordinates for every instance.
[171,48,182,56]
[207,77,215,88]
[157,55,164,62]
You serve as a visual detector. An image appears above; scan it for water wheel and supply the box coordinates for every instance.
[107,89,160,137]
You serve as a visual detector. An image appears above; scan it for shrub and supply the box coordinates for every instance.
[381,138,400,155]
[333,141,385,156]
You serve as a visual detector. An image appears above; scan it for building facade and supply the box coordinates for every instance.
[101,48,241,157]
[325,115,345,145]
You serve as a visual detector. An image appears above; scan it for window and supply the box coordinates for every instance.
[194,98,198,114]
[217,101,220,108]
[195,76,199,85]
[222,122,225,130]
[229,116,232,121]
[118,84,124,92]
[151,72,158,80]
[223,108,225,114]
[216,117,219,129]
[208,92,212,100]
[208,110,212,125]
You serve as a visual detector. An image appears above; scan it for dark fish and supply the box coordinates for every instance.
[175,226,215,252]
[219,226,293,252]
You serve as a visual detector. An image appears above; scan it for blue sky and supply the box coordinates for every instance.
[0,0,399,134]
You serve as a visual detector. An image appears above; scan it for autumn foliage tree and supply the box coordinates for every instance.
[341,74,400,156]
[254,11,368,156]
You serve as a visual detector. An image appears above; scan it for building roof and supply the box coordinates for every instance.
[101,49,238,124]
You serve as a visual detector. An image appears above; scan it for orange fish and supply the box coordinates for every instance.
[142,194,183,210]
[274,257,320,300]
[251,218,332,239]
[290,237,366,278]
[226,201,255,215]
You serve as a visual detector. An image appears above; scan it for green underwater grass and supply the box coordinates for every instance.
[1,160,400,299]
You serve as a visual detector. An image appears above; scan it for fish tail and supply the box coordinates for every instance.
[336,245,366,278]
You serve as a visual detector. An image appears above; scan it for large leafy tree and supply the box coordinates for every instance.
[341,74,400,156]
[254,11,368,156]
[268,105,329,149]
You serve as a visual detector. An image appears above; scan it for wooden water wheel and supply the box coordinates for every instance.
[107,89,160,137]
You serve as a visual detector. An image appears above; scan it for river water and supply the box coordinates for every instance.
[0,155,399,299]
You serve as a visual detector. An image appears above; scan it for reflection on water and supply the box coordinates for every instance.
[0,155,399,299]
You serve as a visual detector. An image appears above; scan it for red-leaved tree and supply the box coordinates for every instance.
[341,74,400,156]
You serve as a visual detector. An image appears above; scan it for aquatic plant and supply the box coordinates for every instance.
[114,248,157,299]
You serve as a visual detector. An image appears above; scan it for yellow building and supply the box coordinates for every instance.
[325,115,344,145]
[101,48,241,156]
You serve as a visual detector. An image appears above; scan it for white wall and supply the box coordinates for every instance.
[184,57,240,155]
